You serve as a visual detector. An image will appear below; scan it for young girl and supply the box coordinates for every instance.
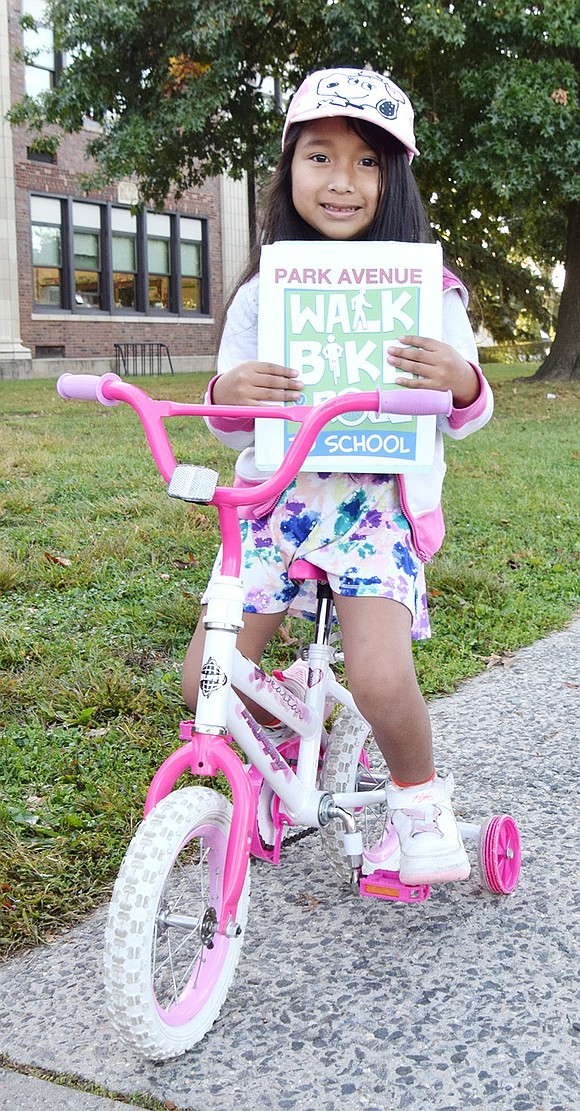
[183,67,494,886]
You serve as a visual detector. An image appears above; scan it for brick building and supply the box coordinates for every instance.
[1,0,249,379]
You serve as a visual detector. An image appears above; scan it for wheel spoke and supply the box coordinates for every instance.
[152,840,213,1008]
[164,933,204,1005]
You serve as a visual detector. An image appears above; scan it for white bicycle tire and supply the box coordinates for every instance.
[319,707,390,880]
[104,786,250,1060]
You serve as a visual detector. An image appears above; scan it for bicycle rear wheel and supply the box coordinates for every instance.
[104,786,250,1060]
[319,707,391,881]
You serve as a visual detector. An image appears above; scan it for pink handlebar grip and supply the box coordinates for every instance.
[378,387,453,417]
[57,372,120,407]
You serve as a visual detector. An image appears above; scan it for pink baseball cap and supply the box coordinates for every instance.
[282,67,419,162]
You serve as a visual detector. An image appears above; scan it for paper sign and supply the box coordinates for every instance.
[255,240,443,472]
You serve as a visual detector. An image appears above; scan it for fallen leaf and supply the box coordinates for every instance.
[43,551,72,567]
[278,621,299,646]
[173,554,198,570]
[485,652,515,669]
[295,892,320,910]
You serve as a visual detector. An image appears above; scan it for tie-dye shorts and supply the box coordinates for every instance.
[203,471,431,640]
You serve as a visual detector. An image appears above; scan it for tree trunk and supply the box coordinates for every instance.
[534,200,580,381]
[247,169,257,250]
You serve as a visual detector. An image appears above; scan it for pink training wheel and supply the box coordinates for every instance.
[478,815,521,894]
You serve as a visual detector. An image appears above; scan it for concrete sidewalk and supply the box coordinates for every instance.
[0,1068,150,1111]
[0,619,578,1111]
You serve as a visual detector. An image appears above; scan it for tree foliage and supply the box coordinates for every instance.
[9,0,580,375]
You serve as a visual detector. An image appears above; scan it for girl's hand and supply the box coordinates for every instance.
[387,336,480,408]
[212,361,304,406]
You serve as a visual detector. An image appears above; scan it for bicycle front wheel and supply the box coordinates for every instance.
[319,707,390,881]
[104,786,250,1060]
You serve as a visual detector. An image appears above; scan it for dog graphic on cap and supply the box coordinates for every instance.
[316,70,405,120]
[281,66,418,159]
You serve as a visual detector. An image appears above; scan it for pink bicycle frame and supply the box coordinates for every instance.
[57,372,453,931]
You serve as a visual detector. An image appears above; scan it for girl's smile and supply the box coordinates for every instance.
[291,117,382,240]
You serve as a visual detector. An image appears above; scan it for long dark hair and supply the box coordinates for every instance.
[227,117,434,308]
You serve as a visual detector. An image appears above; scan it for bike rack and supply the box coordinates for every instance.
[114,342,175,376]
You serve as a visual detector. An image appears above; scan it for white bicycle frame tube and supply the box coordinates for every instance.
[195,575,246,732]
[196,573,324,825]
[225,696,323,827]
[232,651,320,740]
[197,573,395,828]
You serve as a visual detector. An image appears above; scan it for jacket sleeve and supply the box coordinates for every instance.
[204,278,259,450]
[439,288,494,439]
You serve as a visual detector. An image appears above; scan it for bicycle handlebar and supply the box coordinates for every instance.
[58,372,452,416]
[57,371,454,576]
[57,372,453,490]
[375,388,451,416]
[57,372,119,406]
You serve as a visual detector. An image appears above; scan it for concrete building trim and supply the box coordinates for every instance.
[1,0,31,361]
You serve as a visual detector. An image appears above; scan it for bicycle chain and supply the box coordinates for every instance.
[284,825,317,846]
[258,824,317,854]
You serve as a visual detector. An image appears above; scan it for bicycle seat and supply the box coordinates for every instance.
[289,558,328,583]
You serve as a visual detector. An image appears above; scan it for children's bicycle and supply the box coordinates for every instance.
[57,372,521,1060]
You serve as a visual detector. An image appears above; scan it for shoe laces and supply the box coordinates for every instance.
[402,805,444,840]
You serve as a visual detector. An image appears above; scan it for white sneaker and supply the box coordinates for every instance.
[262,722,294,743]
[273,659,334,718]
[386,774,470,885]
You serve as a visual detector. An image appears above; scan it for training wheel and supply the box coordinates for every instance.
[478,815,521,894]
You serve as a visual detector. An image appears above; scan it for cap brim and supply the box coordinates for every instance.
[282,105,419,160]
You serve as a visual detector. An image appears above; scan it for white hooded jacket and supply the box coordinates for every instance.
[204,269,493,562]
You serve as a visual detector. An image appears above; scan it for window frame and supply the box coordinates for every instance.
[71,201,104,313]
[22,0,66,97]
[29,194,211,317]
[108,208,136,315]
[30,195,65,309]
[146,212,173,314]
[177,215,206,315]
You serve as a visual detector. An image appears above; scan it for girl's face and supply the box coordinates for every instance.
[290,117,382,240]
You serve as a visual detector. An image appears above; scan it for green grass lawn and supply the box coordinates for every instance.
[1,365,579,954]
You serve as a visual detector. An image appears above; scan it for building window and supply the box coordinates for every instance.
[31,195,63,306]
[72,202,102,308]
[29,195,209,316]
[146,213,171,311]
[180,217,203,311]
[27,147,57,164]
[111,208,137,310]
[22,0,62,97]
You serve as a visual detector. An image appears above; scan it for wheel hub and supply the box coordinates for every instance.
[200,906,218,949]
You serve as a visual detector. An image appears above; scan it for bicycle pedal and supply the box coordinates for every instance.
[359,869,430,903]
[167,464,219,503]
